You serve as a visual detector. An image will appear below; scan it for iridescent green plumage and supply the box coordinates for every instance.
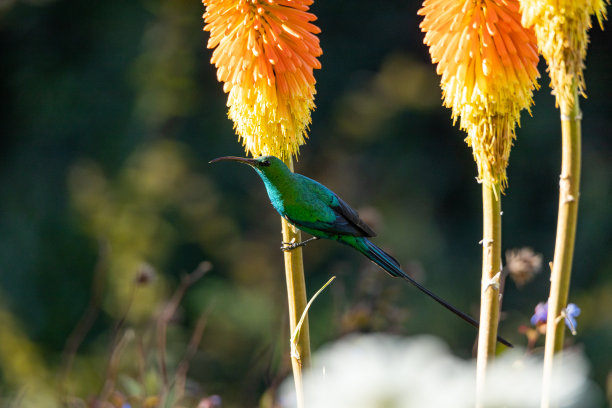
[210,155,511,347]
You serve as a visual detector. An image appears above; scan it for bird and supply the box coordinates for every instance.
[210,155,512,347]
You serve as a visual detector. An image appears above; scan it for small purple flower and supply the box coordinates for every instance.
[564,303,581,335]
[530,302,548,325]
[198,395,222,408]
[530,301,581,335]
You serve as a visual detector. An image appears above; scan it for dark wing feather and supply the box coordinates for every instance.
[331,195,376,237]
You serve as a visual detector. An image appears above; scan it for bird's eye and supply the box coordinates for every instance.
[260,160,271,167]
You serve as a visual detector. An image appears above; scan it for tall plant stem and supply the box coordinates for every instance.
[541,86,581,408]
[281,156,311,408]
[476,183,502,406]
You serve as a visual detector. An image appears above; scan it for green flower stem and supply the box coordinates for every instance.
[476,182,502,405]
[281,156,311,408]
[541,85,581,408]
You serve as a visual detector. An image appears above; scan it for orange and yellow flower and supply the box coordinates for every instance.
[419,0,540,192]
[520,0,608,112]
[203,0,322,160]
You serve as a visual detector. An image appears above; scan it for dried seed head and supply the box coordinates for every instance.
[505,247,543,287]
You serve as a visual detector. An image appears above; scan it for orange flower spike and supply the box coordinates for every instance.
[203,0,322,160]
[419,0,540,192]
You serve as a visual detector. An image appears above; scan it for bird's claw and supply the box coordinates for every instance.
[280,237,319,252]
[281,242,301,251]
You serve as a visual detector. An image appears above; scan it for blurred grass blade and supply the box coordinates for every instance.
[290,276,336,361]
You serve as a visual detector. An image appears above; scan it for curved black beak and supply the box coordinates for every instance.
[209,156,258,166]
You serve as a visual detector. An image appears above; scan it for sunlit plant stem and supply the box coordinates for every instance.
[417,0,539,401]
[280,157,311,408]
[202,1,322,405]
[518,2,607,406]
[541,83,581,408]
[476,183,502,405]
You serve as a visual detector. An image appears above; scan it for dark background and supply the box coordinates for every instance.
[1,0,611,406]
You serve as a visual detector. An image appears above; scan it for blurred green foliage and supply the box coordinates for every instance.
[1,0,611,406]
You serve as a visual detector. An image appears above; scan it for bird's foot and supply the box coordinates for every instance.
[280,237,319,252]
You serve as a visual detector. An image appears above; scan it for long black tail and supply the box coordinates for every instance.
[358,238,512,348]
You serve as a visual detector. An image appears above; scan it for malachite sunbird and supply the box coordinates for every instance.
[210,155,511,347]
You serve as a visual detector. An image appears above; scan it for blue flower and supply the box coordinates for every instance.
[530,301,581,335]
[530,302,548,325]
[564,303,581,335]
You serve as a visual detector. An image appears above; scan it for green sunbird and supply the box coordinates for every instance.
[210,155,511,347]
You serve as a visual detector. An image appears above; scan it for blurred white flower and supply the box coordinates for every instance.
[279,334,599,408]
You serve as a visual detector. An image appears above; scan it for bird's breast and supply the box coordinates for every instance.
[262,182,289,215]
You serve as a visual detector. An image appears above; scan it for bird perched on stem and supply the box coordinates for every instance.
[210,155,512,347]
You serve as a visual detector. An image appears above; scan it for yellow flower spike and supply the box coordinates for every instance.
[203,0,322,160]
[520,0,608,112]
[419,0,540,193]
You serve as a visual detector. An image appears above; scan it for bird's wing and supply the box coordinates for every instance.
[331,194,377,237]
[284,175,376,238]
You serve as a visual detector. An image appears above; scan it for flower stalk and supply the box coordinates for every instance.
[418,0,540,401]
[518,1,607,406]
[281,157,310,408]
[541,83,581,408]
[202,1,322,406]
[476,183,502,403]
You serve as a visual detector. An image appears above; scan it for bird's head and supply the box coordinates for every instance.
[209,155,291,181]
